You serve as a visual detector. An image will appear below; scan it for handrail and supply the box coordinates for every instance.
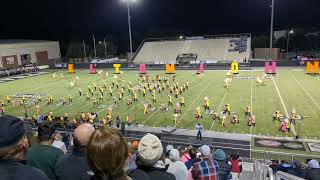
[275,171,305,180]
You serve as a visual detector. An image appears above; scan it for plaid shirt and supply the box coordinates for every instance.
[191,159,219,180]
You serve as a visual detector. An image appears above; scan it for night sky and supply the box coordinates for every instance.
[1,0,319,51]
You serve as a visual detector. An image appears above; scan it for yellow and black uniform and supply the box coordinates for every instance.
[180,97,185,107]
[224,104,230,115]
[68,95,72,103]
[6,96,11,103]
[245,105,251,116]
[142,89,146,97]
[99,93,103,102]
[143,104,150,115]
[86,93,90,101]
[79,88,82,96]
[118,93,123,101]
[109,87,113,96]
[175,89,179,98]
[168,95,173,106]
[38,95,42,102]
[204,99,210,110]
[133,93,138,102]
[152,90,156,103]
[22,96,26,104]
[0,106,5,115]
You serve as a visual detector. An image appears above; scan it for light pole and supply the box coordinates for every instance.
[123,0,135,60]
[269,0,275,60]
[287,30,294,53]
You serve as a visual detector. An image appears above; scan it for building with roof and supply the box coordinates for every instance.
[0,40,60,69]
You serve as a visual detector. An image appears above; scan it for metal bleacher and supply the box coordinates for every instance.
[133,34,251,64]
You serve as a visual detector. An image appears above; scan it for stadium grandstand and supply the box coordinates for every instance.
[133,34,251,65]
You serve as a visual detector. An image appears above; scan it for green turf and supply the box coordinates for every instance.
[1,69,320,138]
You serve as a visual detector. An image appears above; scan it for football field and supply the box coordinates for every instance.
[1,69,320,138]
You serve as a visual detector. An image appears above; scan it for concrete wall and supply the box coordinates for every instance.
[0,41,60,69]
[253,48,281,60]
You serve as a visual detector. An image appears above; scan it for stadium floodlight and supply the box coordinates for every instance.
[99,41,102,44]
[289,30,294,34]
[121,0,138,61]
[179,36,183,39]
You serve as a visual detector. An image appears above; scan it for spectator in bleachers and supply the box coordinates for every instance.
[229,153,242,180]
[26,122,65,180]
[134,133,176,180]
[0,115,48,180]
[287,160,305,178]
[213,149,231,180]
[127,140,139,172]
[86,126,137,180]
[191,145,219,180]
[180,146,191,163]
[185,147,200,170]
[305,159,320,180]
[51,132,67,154]
[166,149,188,180]
[165,144,174,158]
[277,160,292,173]
[55,123,95,180]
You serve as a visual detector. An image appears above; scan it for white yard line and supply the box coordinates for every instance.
[210,90,228,131]
[292,73,320,112]
[180,79,213,121]
[147,76,198,126]
[272,76,297,136]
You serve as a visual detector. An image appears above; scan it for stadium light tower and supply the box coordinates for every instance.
[269,0,275,60]
[122,0,136,60]
[287,29,294,52]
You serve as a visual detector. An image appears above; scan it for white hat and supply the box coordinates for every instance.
[138,133,163,165]
[169,149,180,162]
[200,145,211,157]
[166,144,174,153]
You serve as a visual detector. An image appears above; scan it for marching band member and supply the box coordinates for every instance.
[231,115,239,124]
[245,105,251,116]
[195,107,202,119]
[224,104,230,115]
[204,97,210,110]
[168,95,173,106]
[79,88,82,96]
[248,115,256,127]
[180,96,185,107]
[175,103,181,114]
[152,90,156,103]
[143,103,150,115]
[273,109,280,122]
[221,116,227,128]
[6,96,11,103]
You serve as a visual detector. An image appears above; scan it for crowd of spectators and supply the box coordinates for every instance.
[1,115,320,180]
[0,66,39,78]
[268,159,320,180]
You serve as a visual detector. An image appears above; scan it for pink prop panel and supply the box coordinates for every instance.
[265,62,271,74]
[139,64,146,74]
[272,62,277,74]
[90,64,96,74]
[198,63,204,74]
[265,62,277,74]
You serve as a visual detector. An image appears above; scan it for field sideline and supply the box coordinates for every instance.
[1,69,320,138]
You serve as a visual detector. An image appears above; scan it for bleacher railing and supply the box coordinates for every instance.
[275,171,305,180]
[251,149,320,164]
